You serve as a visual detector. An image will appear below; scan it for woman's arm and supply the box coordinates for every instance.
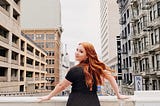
[104,70,129,99]
[38,79,72,102]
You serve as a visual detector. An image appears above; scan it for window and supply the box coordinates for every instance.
[124,13,126,22]
[127,23,130,34]
[0,26,9,38]
[143,16,147,27]
[129,56,132,67]
[153,10,156,19]
[151,33,154,45]
[125,27,127,37]
[144,37,147,49]
[12,34,19,44]
[129,73,132,82]
[125,42,128,53]
[12,51,18,60]
[126,57,128,67]
[35,34,44,40]
[156,54,160,70]
[47,51,54,56]
[46,34,55,40]
[152,56,155,68]
[140,17,143,30]
[36,42,44,48]
[150,10,153,21]
[138,41,141,53]
[127,9,129,18]
[153,4,157,19]
[157,2,160,16]
[123,59,125,68]
[137,22,140,34]
[27,34,34,40]
[128,40,131,50]
[0,68,6,76]
[13,9,19,20]
[47,59,54,65]
[0,0,10,11]
[142,38,145,50]
[154,29,159,44]
[46,42,54,48]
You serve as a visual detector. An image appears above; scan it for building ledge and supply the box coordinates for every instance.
[0,91,160,106]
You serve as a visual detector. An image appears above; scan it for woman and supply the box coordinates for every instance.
[38,42,129,106]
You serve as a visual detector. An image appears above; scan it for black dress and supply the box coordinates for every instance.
[65,66,100,106]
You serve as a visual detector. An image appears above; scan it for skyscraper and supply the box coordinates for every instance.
[100,0,120,66]
[100,0,121,95]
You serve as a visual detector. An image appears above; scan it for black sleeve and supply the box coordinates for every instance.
[65,67,75,82]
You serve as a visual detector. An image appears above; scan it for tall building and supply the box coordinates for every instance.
[21,0,62,90]
[117,0,160,95]
[100,0,121,95]
[0,0,47,93]
[100,0,120,66]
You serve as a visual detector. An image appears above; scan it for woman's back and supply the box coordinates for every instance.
[65,66,100,106]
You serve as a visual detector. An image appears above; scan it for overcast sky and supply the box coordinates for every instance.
[60,0,101,61]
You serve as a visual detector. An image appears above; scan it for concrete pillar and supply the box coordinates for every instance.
[18,53,20,66]
[18,69,20,82]
[33,72,35,81]
[7,68,11,82]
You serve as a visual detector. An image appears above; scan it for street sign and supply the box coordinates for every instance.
[134,75,142,91]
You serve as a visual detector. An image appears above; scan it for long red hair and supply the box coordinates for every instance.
[77,42,112,91]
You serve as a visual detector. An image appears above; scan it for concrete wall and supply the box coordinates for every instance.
[0,91,160,106]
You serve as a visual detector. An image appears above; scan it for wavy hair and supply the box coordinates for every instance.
[77,42,113,91]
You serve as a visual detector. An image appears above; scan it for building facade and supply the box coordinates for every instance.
[100,0,121,65]
[100,0,121,95]
[0,0,47,93]
[117,0,160,95]
[21,0,62,90]
[22,29,61,90]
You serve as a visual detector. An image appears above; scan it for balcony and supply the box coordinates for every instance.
[35,77,39,81]
[26,77,34,81]
[145,0,154,5]
[35,66,40,70]
[119,18,126,25]
[149,41,160,52]
[0,2,9,16]
[0,56,8,62]
[26,64,34,68]
[11,59,18,65]
[0,76,7,82]
[11,77,18,82]
[0,35,9,44]
[27,50,34,56]
[130,34,140,41]
[12,43,19,49]
[0,91,160,106]
[130,14,138,23]
[149,17,160,28]
[121,34,127,39]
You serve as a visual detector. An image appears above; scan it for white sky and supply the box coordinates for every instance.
[60,0,101,61]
